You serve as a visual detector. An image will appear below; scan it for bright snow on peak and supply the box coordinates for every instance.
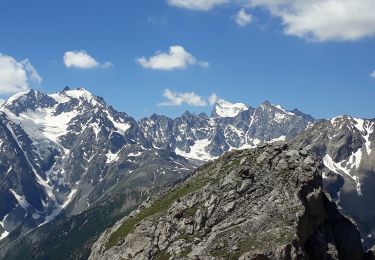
[49,88,99,105]
[64,88,94,100]
[4,90,33,105]
[214,98,249,118]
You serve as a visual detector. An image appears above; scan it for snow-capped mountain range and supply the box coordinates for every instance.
[140,99,314,161]
[1,87,374,252]
[0,88,192,240]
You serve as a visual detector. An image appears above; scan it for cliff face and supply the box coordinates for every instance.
[90,143,370,260]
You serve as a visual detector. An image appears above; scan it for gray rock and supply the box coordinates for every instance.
[89,143,367,260]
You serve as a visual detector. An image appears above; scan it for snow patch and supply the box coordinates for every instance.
[175,139,216,161]
[105,111,131,134]
[49,92,70,103]
[353,118,374,156]
[0,230,9,240]
[10,189,30,209]
[89,122,101,140]
[270,135,286,142]
[274,104,295,116]
[106,150,120,164]
[64,89,99,106]
[4,106,79,144]
[214,98,248,118]
[0,214,9,240]
[62,189,77,209]
[128,151,142,157]
[323,154,362,196]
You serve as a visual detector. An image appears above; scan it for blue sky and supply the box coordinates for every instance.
[0,0,375,119]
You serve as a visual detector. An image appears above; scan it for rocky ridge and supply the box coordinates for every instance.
[90,143,371,259]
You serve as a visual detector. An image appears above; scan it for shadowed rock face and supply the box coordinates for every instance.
[291,116,375,249]
[90,143,369,260]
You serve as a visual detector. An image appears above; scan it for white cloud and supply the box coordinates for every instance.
[63,50,112,69]
[250,0,375,41]
[234,8,253,27]
[168,0,375,41]
[137,45,209,70]
[159,89,217,106]
[167,0,228,11]
[208,93,218,105]
[371,70,375,79]
[0,53,42,95]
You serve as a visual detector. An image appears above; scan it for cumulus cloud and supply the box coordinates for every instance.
[250,0,375,41]
[167,0,228,11]
[0,53,42,95]
[371,70,375,79]
[208,93,218,105]
[168,0,375,41]
[234,8,253,27]
[137,45,209,70]
[159,89,218,106]
[63,50,112,69]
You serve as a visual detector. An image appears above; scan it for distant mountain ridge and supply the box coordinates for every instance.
[140,98,315,161]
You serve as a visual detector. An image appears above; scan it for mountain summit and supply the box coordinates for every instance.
[211,98,249,118]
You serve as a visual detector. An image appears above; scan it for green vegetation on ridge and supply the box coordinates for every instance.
[105,172,211,249]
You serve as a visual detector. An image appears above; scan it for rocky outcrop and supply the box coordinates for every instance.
[90,143,368,259]
[291,116,375,249]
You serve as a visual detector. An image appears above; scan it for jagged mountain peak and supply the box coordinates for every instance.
[330,115,374,133]
[5,89,35,104]
[50,87,107,108]
[212,98,249,118]
[3,90,57,116]
[5,88,54,104]
[61,87,100,102]
[261,99,272,106]
[2,88,107,117]
[0,88,134,145]
[259,100,295,114]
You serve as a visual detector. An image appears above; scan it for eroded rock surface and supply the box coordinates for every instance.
[90,143,369,260]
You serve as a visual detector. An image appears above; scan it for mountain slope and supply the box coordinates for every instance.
[0,154,193,260]
[90,143,369,259]
[0,88,193,241]
[0,110,59,238]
